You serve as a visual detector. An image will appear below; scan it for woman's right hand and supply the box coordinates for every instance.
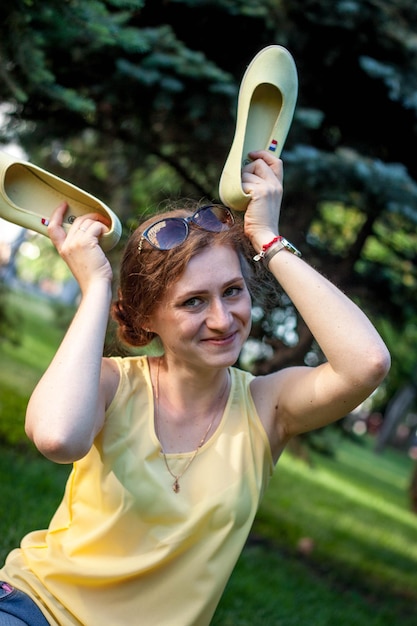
[47,201,113,291]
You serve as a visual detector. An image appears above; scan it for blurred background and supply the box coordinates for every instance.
[0,0,417,468]
[1,0,417,469]
[0,2,417,623]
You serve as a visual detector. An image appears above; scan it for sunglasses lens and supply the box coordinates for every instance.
[145,219,188,250]
[141,206,234,252]
[193,206,234,232]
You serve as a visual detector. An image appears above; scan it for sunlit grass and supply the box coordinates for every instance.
[255,439,417,599]
[1,290,66,388]
[0,289,72,442]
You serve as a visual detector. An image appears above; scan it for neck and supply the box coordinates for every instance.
[152,357,230,453]
[153,357,230,417]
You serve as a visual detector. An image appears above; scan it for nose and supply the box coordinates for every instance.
[206,298,233,331]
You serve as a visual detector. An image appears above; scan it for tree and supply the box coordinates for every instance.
[1,0,417,397]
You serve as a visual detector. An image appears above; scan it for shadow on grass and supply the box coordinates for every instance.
[212,539,417,626]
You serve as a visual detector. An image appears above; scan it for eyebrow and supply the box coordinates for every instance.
[175,276,246,300]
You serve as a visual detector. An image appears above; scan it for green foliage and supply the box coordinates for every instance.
[15,234,73,285]
[1,0,417,393]
[129,154,186,217]
[309,201,367,256]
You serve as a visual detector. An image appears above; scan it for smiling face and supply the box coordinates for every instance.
[150,244,252,370]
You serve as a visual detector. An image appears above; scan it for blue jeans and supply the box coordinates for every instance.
[0,583,49,626]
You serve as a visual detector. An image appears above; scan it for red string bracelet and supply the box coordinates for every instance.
[253,236,282,261]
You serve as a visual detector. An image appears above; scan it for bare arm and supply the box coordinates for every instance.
[25,202,119,463]
[242,152,390,456]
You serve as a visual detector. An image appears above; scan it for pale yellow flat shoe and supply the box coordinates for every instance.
[219,45,298,212]
[0,151,122,251]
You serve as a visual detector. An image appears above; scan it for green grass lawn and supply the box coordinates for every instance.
[212,435,417,625]
[0,288,73,443]
[1,287,417,625]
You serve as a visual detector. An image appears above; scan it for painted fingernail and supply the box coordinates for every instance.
[41,218,50,226]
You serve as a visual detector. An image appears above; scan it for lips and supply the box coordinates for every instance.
[202,331,238,345]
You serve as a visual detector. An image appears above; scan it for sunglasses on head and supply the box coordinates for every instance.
[138,205,235,252]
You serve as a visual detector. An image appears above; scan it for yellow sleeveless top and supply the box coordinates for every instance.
[0,356,273,626]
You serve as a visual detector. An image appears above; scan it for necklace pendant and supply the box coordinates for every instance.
[173,479,180,493]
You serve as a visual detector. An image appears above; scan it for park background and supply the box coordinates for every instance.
[0,1,417,624]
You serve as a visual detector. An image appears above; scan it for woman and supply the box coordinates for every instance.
[0,151,390,625]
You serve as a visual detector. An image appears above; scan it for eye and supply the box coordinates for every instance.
[182,296,203,308]
[224,285,243,298]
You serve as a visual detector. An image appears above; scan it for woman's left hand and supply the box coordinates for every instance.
[241,150,283,250]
